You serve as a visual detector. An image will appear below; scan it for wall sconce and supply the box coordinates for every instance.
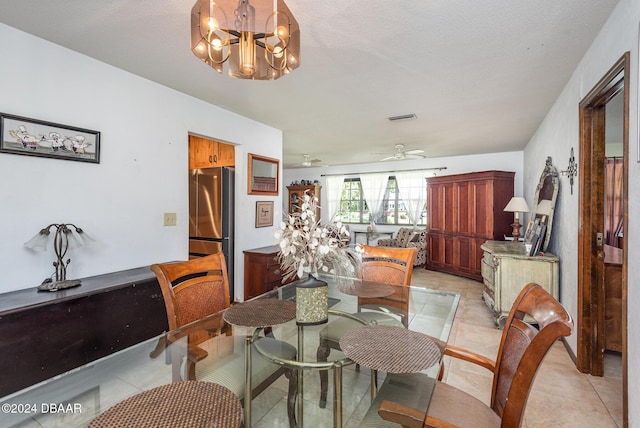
[25,223,94,291]
[560,147,578,194]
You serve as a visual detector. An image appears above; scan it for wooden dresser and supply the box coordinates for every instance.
[243,245,293,300]
[426,170,515,281]
[480,240,559,326]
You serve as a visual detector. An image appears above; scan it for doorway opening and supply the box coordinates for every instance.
[577,52,629,427]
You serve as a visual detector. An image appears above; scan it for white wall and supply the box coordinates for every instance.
[0,24,282,299]
[523,0,639,423]
[284,151,524,234]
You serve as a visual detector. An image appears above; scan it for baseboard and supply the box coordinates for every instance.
[560,337,577,364]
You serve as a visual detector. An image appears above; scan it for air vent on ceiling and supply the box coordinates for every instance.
[387,113,418,122]
[388,113,417,122]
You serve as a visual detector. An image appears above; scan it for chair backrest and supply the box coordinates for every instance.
[395,228,416,248]
[490,282,573,427]
[357,245,417,327]
[151,253,231,334]
[358,245,417,285]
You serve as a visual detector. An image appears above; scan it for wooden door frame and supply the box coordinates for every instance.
[577,52,629,426]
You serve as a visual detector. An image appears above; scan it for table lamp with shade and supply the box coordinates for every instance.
[24,223,94,291]
[503,197,530,241]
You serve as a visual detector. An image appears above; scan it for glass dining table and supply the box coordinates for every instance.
[0,275,459,428]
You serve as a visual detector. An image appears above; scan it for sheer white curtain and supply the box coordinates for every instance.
[359,172,389,228]
[395,170,427,227]
[325,175,346,222]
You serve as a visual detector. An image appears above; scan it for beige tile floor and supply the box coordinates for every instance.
[7,269,623,427]
[409,269,624,428]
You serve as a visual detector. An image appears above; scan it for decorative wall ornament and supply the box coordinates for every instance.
[560,147,578,194]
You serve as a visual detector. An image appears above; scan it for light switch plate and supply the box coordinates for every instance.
[163,212,177,226]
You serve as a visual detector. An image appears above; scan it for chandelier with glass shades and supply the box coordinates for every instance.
[190,0,300,80]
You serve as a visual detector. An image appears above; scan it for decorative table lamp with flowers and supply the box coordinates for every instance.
[275,192,360,325]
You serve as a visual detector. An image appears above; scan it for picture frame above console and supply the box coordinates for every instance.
[0,112,100,164]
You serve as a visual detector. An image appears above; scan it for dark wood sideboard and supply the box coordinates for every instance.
[0,267,168,397]
[243,245,294,300]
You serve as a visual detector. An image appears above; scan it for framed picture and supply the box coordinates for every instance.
[523,220,537,245]
[529,223,547,256]
[0,113,100,163]
[255,201,274,228]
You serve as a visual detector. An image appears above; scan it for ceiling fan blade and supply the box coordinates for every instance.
[378,144,423,161]
[300,158,323,167]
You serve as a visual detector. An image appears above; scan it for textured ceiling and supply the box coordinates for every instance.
[0,0,619,168]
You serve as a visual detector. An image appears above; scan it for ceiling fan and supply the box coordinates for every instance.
[379,144,425,161]
[299,154,322,167]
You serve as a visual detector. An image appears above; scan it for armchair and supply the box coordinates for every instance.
[377,227,426,266]
[363,282,573,428]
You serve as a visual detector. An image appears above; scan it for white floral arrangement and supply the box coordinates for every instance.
[275,192,361,281]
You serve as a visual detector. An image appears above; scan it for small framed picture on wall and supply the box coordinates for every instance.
[255,201,274,228]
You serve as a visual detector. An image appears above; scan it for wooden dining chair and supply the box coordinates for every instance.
[355,245,417,324]
[374,282,573,428]
[151,253,298,428]
[316,245,417,407]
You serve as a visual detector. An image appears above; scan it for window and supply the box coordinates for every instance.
[338,177,426,225]
[338,178,370,224]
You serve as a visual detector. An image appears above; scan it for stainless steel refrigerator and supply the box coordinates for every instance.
[189,167,235,300]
